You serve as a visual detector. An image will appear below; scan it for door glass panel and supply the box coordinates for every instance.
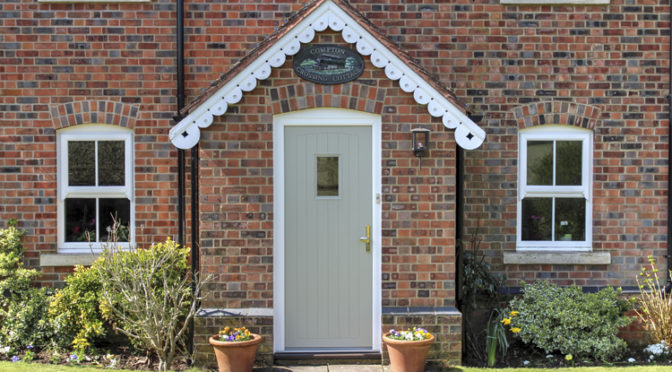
[98,141,125,186]
[317,156,339,197]
[556,141,582,186]
[65,198,96,242]
[99,198,131,242]
[68,141,95,186]
[521,197,552,241]
[526,141,553,185]
[555,198,585,241]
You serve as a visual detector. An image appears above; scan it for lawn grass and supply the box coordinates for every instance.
[0,361,128,371]
[449,367,672,372]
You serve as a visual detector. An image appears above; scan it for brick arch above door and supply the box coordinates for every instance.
[49,100,140,129]
[513,101,602,130]
[269,82,385,115]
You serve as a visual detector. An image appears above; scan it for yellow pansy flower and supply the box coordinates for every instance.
[510,311,519,317]
[511,327,521,334]
[501,318,511,326]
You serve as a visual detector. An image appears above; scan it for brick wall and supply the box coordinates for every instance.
[0,0,184,285]
[456,0,669,289]
[2,0,668,360]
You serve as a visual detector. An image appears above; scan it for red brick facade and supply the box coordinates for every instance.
[1,0,669,365]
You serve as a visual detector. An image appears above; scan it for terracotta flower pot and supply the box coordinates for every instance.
[209,333,262,372]
[383,332,435,372]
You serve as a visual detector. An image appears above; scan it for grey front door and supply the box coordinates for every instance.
[284,125,373,350]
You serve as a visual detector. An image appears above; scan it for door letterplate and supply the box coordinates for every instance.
[359,224,371,253]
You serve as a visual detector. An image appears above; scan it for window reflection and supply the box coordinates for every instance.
[317,156,339,197]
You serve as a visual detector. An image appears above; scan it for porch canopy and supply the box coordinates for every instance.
[169,0,485,150]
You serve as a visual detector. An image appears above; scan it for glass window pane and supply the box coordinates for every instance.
[68,141,95,186]
[526,141,553,185]
[556,141,582,186]
[317,156,339,197]
[521,198,552,241]
[555,198,586,241]
[98,141,125,186]
[99,198,131,242]
[65,198,96,242]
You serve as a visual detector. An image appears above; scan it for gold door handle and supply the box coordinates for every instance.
[359,224,371,253]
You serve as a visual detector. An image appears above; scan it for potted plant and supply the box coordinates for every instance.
[383,327,435,372]
[209,326,262,372]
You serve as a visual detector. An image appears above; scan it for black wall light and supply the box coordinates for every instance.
[412,128,430,157]
[411,128,430,169]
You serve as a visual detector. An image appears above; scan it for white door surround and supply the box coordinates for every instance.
[273,108,382,353]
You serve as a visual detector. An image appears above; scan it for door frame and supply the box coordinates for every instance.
[272,108,382,353]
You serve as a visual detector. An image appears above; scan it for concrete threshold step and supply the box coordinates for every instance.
[274,352,381,366]
[253,366,384,372]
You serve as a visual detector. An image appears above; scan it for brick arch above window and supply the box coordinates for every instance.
[512,101,602,130]
[49,100,140,130]
[269,82,385,115]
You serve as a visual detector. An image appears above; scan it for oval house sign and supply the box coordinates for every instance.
[293,44,364,85]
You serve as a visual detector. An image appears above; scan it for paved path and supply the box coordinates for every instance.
[253,365,445,371]
[253,366,385,372]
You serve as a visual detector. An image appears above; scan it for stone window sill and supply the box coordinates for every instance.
[40,253,99,267]
[501,0,608,4]
[503,251,610,265]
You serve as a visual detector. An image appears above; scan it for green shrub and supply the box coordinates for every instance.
[634,256,672,345]
[506,281,631,361]
[0,220,38,299]
[1,287,53,350]
[0,220,54,351]
[49,262,107,353]
[96,237,208,371]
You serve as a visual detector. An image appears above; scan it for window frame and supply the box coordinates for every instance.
[517,125,592,251]
[57,124,134,253]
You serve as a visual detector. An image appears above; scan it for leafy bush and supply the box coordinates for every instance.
[0,220,54,351]
[0,220,38,299]
[457,225,505,365]
[634,256,672,345]
[1,287,53,350]
[96,237,208,371]
[506,281,631,361]
[49,262,107,353]
[458,227,503,311]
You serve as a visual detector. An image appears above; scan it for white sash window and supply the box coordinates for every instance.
[57,125,134,253]
[517,126,592,251]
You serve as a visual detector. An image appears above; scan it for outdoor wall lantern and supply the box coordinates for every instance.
[412,128,430,157]
[411,127,430,169]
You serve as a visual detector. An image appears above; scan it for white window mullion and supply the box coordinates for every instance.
[551,197,556,242]
[552,140,557,186]
[95,198,100,243]
[94,140,99,187]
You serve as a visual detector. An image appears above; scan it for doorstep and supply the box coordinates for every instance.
[251,365,445,371]
[252,366,383,372]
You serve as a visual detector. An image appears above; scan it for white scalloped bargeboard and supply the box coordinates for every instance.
[170,0,485,151]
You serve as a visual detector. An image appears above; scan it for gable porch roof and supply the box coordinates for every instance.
[169,0,485,150]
